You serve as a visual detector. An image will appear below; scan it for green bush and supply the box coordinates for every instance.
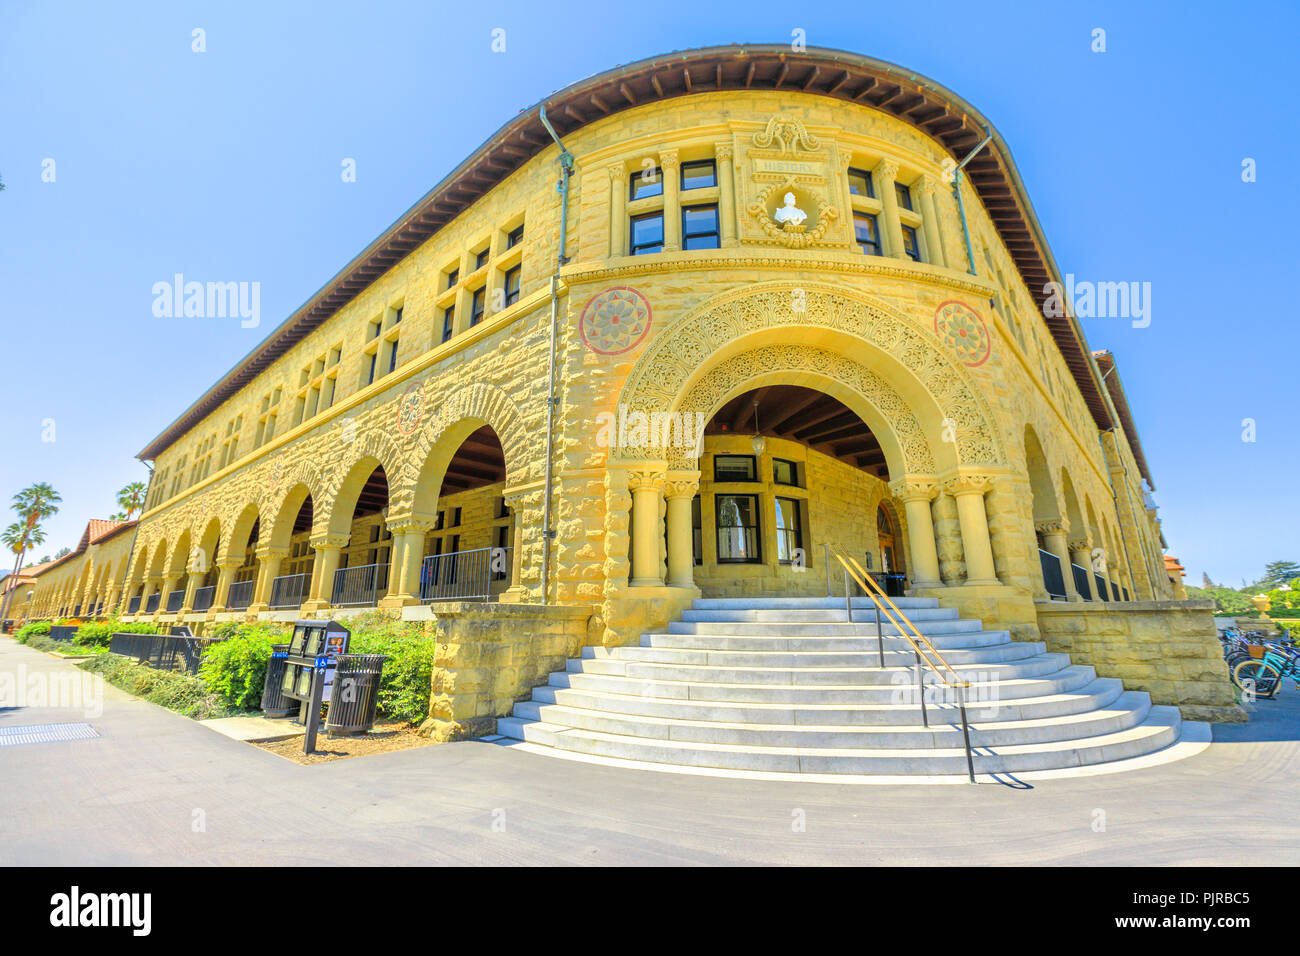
[14,620,52,643]
[347,611,437,724]
[198,622,287,710]
[73,618,157,648]
[78,655,229,719]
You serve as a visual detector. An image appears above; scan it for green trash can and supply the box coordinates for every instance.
[325,654,389,736]
[261,645,296,718]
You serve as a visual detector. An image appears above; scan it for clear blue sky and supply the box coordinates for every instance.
[1,0,1295,586]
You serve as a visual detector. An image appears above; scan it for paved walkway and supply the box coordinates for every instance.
[1,636,1296,865]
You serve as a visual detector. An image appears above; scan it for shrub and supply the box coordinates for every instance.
[78,655,227,719]
[346,611,438,724]
[73,618,157,648]
[198,622,287,710]
[14,620,52,644]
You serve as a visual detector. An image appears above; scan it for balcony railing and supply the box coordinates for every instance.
[73,605,82,617]
[165,589,185,613]
[144,592,160,614]
[269,573,309,609]
[1094,573,1108,601]
[1071,564,1092,600]
[1038,549,1067,601]
[128,595,141,614]
[420,547,510,603]
[193,585,215,612]
[227,579,254,610]
[332,563,389,607]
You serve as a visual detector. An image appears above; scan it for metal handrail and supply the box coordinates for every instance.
[829,546,976,783]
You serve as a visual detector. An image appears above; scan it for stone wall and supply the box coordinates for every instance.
[420,602,595,741]
[1035,599,1243,722]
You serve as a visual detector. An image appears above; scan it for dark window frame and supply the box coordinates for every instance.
[681,203,720,251]
[713,454,758,482]
[895,181,914,211]
[772,458,800,487]
[900,224,922,262]
[681,159,717,190]
[506,224,524,249]
[503,264,521,306]
[441,304,455,342]
[854,211,883,256]
[774,496,804,565]
[629,211,665,256]
[847,167,875,198]
[470,287,486,325]
[715,493,762,564]
[629,166,664,201]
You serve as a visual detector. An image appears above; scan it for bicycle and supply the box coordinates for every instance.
[1232,640,1300,699]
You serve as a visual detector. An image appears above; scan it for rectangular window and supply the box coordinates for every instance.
[503,265,521,306]
[367,319,381,341]
[681,204,720,251]
[691,494,702,566]
[392,306,403,325]
[442,305,455,342]
[447,267,459,289]
[895,181,913,211]
[471,287,485,324]
[475,248,490,270]
[714,454,757,482]
[774,497,803,564]
[365,351,377,386]
[506,225,524,249]
[386,336,399,375]
[847,167,874,198]
[681,160,717,190]
[900,224,921,262]
[773,458,800,486]
[629,212,664,256]
[321,376,335,410]
[854,212,882,256]
[629,167,663,201]
[450,507,462,527]
[716,494,761,564]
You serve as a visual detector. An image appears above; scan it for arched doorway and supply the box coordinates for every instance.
[330,463,390,607]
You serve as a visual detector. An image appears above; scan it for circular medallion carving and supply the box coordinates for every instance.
[934,300,991,368]
[397,379,425,435]
[579,287,652,355]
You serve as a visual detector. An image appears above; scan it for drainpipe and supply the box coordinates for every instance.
[115,463,154,615]
[1097,366,1150,599]
[538,105,574,605]
[951,127,992,276]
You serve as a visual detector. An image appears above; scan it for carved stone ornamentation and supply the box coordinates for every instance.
[751,115,821,154]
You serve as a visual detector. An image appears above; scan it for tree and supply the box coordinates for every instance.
[115,481,147,520]
[1261,561,1300,589]
[0,483,61,621]
[109,511,128,521]
[54,547,70,559]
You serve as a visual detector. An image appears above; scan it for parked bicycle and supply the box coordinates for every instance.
[1232,639,1300,699]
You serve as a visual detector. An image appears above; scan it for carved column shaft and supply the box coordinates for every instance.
[664,472,700,589]
[607,164,628,257]
[890,478,942,588]
[875,159,907,260]
[628,466,667,587]
[945,476,999,586]
[716,144,737,247]
[917,176,949,268]
[660,150,681,253]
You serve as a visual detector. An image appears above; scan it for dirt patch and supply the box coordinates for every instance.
[253,721,435,764]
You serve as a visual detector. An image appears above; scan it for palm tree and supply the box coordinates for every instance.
[1,522,47,622]
[115,481,147,520]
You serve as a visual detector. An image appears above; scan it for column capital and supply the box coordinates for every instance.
[607,162,628,183]
[385,511,437,535]
[915,174,941,197]
[838,149,855,170]
[216,558,242,572]
[254,544,289,561]
[715,143,733,162]
[943,474,993,497]
[309,533,350,551]
[1067,538,1091,553]
[658,148,680,170]
[875,158,900,181]
[1035,519,1069,536]
[888,476,938,502]
[663,470,701,500]
[627,468,667,493]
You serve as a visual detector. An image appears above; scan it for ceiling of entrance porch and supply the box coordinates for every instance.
[706,386,888,479]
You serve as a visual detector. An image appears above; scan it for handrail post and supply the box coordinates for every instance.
[957,682,976,784]
[875,600,885,668]
[914,649,928,727]
[843,569,852,623]
[824,543,831,597]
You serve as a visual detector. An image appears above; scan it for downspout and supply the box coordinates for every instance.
[1097,366,1150,599]
[115,463,154,616]
[538,105,574,605]
[951,127,993,276]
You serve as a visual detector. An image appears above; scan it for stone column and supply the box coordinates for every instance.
[180,569,205,613]
[607,164,628,257]
[660,149,681,253]
[889,478,942,588]
[916,176,948,268]
[207,560,240,615]
[628,465,667,587]
[1068,539,1094,599]
[381,515,435,608]
[716,143,738,247]
[875,159,906,260]
[1036,520,1080,601]
[249,545,287,613]
[664,471,700,589]
[499,486,533,602]
[944,475,1000,585]
[104,583,122,615]
[303,534,348,613]
[158,575,179,614]
[1096,549,1115,601]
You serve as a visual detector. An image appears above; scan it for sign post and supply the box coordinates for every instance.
[279,620,350,755]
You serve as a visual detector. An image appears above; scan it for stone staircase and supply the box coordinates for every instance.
[497,595,1198,780]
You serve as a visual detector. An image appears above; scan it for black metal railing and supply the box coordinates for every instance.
[1122,587,1130,601]
[332,562,389,607]
[73,605,82,617]
[227,579,254,610]
[269,573,309,609]
[1094,573,1108,602]
[193,585,215,612]
[1039,548,1067,601]
[128,595,141,614]
[420,547,510,603]
[49,625,77,643]
[108,631,225,676]
[1111,582,1121,601]
[1071,564,1092,600]
[144,592,160,613]
[165,589,185,613]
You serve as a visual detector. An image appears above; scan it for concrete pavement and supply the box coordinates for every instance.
[1,635,1296,865]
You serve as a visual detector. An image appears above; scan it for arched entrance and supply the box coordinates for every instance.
[329,462,391,607]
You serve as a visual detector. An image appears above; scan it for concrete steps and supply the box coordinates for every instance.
[497,595,1194,779]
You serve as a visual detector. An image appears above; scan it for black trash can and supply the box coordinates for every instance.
[325,654,389,736]
[261,644,296,718]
